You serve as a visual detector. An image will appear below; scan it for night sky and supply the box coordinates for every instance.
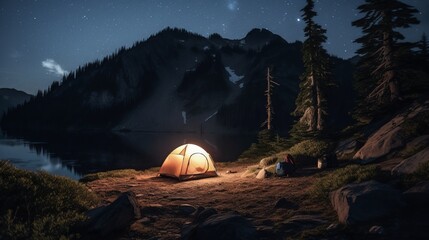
[1,0,428,94]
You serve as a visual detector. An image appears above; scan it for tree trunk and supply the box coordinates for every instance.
[309,73,317,131]
[266,68,272,130]
[316,82,324,130]
[382,11,400,102]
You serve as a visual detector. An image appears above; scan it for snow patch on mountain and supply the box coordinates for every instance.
[182,111,187,124]
[225,66,244,84]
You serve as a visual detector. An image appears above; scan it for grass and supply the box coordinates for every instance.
[79,168,155,183]
[0,160,98,240]
[309,164,386,201]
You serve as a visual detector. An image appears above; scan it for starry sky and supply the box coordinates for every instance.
[0,0,428,94]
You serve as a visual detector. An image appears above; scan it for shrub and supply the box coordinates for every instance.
[0,161,98,240]
[288,139,332,158]
[310,164,385,201]
[239,130,288,161]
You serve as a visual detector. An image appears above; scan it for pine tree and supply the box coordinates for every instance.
[292,0,332,136]
[352,0,420,105]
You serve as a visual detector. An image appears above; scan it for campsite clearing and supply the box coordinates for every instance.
[85,162,333,239]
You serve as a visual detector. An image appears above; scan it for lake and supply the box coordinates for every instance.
[0,132,255,180]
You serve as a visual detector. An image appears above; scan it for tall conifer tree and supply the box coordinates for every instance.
[292,0,332,138]
[352,0,419,105]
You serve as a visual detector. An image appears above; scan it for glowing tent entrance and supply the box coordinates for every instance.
[159,144,218,180]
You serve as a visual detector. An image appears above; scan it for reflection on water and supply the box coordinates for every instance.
[0,132,255,180]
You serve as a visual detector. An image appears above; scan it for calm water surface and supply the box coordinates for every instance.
[0,132,255,180]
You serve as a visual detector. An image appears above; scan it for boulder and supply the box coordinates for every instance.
[391,147,429,175]
[330,180,403,225]
[368,225,385,235]
[403,181,429,208]
[240,165,259,178]
[84,191,141,237]
[256,168,269,179]
[354,102,429,163]
[182,212,257,240]
[175,204,197,215]
[354,127,404,163]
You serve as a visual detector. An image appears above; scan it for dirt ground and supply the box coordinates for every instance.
[86,162,335,239]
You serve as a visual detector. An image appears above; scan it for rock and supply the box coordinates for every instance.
[84,191,141,237]
[256,168,269,179]
[274,198,299,210]
[138,217,152,224]
[241,165,260,178]
[182,212,257,240]
[175,204,197,215]
[335,139,361,159]
[141,204,165,215]
[354,127,404,163]
[368,225,385,235]
[403,181,429,208]
[391,147,429,175]
[259,156,277,168]
[281,215,327,233]
[330,180,404,225]
[326,223,339,231]
[193,207,218,224]
[256,226,278,239]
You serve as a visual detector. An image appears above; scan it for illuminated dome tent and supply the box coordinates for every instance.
[159,144,218,180]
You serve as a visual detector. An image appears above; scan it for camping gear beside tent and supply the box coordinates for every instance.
[159,144,218,180]
[275,154,296,177]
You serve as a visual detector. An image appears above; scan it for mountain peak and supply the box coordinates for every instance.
[242,28,285,47]
[245,28,274,39]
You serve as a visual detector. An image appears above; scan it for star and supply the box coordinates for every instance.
[296,18,301,22]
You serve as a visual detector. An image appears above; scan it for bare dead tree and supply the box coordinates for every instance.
[262,67,279,130]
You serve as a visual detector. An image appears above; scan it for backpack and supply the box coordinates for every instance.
[275,155,296,176]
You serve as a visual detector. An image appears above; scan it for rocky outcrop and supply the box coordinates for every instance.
[330,181,403,225]
[182,211,257,240]
[354,101,429,163]
[391,147,429,175]
[83,191,141,237]
[354,126,404,163]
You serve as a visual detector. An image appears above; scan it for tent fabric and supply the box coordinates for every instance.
[159,144,218,180]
